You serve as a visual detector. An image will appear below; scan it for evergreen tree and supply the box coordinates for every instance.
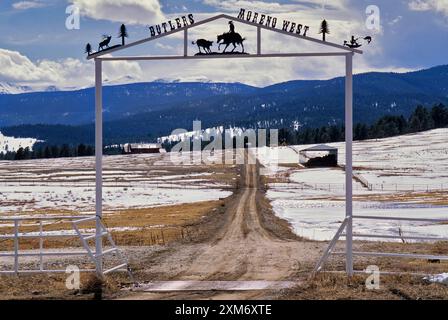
[354,123,368,140]
[51,145,60,158]
[44,146,52,158]
[60,144,71,157]
[431,104,448,128]
[15,148,24,160]
[23,147,31,160]
[85,43,92,55]
[118,24,128,46]
[77,144,87,157]
[86,145,94,156]
[319,19,330,41]
[411,105,433,131]
[409,116,421,133]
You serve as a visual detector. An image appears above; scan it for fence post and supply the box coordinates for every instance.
[344,53,354,277]
[14,220,19,275]
[39,221,44,271]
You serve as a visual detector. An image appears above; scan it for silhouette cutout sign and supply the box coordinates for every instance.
[344,35,372,49]
[194,21,247,56]
[236,8,310,36]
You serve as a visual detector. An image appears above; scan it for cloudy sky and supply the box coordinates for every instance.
[0,0,447,90]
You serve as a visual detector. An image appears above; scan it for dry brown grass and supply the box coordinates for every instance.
[0,272,132,300]
[282,273,448,300]
[315,241,448,276]
[0,200,226,250]
[354,191,448,205]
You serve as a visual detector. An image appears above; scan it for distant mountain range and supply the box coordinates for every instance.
[1,65,448,145]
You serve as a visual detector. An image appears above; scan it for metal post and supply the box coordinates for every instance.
[14,220,19,275]
[257,27,261,55]
[184,29,188,57]
[95,58,103,277]
[345,53,354,276]
[39,221,43,271]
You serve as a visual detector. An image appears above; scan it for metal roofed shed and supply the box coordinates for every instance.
[123,143,164,154]
[299,144,338,167]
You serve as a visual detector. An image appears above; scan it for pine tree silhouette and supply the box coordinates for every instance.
[119,24,128,46]
[85,43,92,55]
[319,19,330,41]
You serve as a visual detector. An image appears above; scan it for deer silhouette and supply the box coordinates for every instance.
[98,35,112,51]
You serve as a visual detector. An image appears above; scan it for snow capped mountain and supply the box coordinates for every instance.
[0,82,34,95]
[0,82,64,95]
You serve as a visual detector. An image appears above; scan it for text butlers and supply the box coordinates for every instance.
[237,8,310,36]
[149,14,195,37]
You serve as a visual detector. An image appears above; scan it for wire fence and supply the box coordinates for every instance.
[0,180,235,190]
[1,180,444,192]
[272,183,447,193]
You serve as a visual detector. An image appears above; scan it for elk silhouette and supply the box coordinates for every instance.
[98,35,112,51]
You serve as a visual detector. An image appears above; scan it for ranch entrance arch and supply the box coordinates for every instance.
[87,13,361,277]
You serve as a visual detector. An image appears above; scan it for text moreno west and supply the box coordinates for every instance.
[237,8,310,36]
[147,10,310,38]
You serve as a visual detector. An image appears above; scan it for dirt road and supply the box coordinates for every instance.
[125,151,321,299]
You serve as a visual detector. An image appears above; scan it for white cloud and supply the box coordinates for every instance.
[1,0,390,91]
[12,1,47,10]
[388,16,403,26]
[408,0,448,16]
[0,49,143,90]
[202,0,349,13]
[70,0,165,25]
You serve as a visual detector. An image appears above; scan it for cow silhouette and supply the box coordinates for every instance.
[98,35,112,51]
[192,39,213,54]
[217,32,245,53]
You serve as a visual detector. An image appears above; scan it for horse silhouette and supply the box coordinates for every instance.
[192,39,213,54]
[98,35,112,51]
[217,32,245,53]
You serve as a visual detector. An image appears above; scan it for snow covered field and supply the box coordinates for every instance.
[1,129,447,243]
[0,152,233,215]
[257,129,448,242]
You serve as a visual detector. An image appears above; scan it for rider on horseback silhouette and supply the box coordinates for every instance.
[217,21,245,53]
[228,21,235,33]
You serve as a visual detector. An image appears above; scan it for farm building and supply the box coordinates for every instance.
[299,144,338,167]
[123,143,165,154]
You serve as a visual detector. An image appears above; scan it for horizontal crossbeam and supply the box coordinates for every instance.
[98,52,350,61]
[333,251,448,260]
[354,215,448,223]
[344,233,448,242]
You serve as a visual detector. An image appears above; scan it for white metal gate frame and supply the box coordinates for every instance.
[0,216,131,276]
[87,13,360,277]
[312,215,448,276]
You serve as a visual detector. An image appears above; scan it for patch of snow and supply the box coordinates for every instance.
[0,131,40,154]
[257,129,448,242]
[424,273,448,285]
